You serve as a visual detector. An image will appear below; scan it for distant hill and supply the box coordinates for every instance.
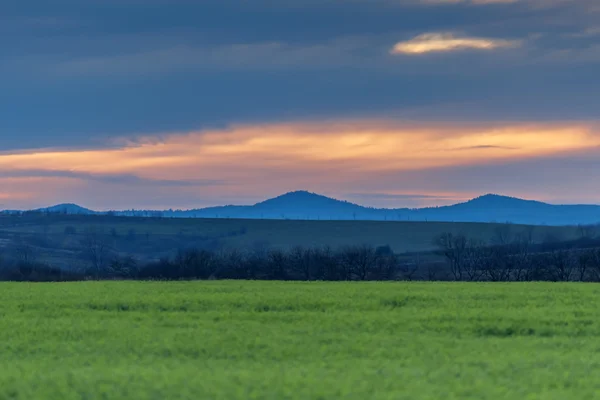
[6,191,600,226]
[36,203,97,215]
[186,191,366,220]
[178,192,600,225]
[417,194,600,226]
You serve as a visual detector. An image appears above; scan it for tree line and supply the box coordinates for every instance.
[433,232,600,282]
[2,224,600,282]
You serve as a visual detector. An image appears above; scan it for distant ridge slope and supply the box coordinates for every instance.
[36,203,96,215]
[252,191,365,218]
[5,191,600,226]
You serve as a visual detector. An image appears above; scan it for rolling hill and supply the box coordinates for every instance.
[36,204,97,215]
[7,191,600,226]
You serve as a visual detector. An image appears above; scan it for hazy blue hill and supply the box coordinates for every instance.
[174,191,372,220]
[36,203,96,215]
[177,192,600,225]
[252,191,367,219]
[414,194,600,225]
[13,192,600,226]
[458,194,549,209]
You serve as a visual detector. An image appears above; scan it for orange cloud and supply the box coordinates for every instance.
[1,121,598,175]
[0,120,599,208]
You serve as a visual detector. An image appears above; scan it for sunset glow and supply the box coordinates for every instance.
[2,0,600,210]
[1,121,599,209]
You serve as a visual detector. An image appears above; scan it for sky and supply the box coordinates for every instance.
[1,0,600,210]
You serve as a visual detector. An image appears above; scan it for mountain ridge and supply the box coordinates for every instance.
[4,191,600,226]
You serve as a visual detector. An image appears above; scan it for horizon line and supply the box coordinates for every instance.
[3,191,600,214]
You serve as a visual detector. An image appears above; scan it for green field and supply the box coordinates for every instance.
[0,214,578,255]
[2,281,600,399]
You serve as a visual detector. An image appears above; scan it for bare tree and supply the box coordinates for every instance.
[374,246,398,280]
[313,246,339,281]
[576,250,589,282]
[590,248,600,282]
[426,263,440,281]
[399,254,420,281]
[579,248,600,281]
[482,244,522,282]
[548,250,575,282]
[463,240,486,282]
[174,249,215,279]
[376,254,399,280]
[267,249,288,280]
[511,239,532,282]
[434,233,468,281]
[82,227,110,279]
[213,249,246,279]
[290,246,313,280]
[340,245,379,281]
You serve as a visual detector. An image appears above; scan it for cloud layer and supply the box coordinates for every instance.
[1,0,599,207]
[1,120,599,209]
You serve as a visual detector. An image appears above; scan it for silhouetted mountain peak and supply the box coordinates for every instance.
[462,194,547,208]
[15,191,600,225]
[272,190,317,200]
[38,203,95,214]
[276,190,325,199]
[256,191,353,206]
[250,191,361,218]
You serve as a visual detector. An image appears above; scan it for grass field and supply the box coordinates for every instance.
[0,213,578,253]
[1,282,600,399]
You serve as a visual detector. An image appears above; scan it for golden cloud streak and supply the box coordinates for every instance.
[391,33,520,54]
[0,122,597,184]
[1,120,599,208]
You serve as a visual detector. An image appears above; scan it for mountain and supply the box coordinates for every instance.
[416,194,600,225]
[7,192,600,226]
[180,192,600,225]
[170,191,369,220]
[36,203,97,215]
[228,191,365,219]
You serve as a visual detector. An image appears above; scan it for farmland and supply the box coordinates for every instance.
[0,213,580,269]
[1,281,600,399]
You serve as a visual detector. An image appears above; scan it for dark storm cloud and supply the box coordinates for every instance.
[0,0,598,150]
